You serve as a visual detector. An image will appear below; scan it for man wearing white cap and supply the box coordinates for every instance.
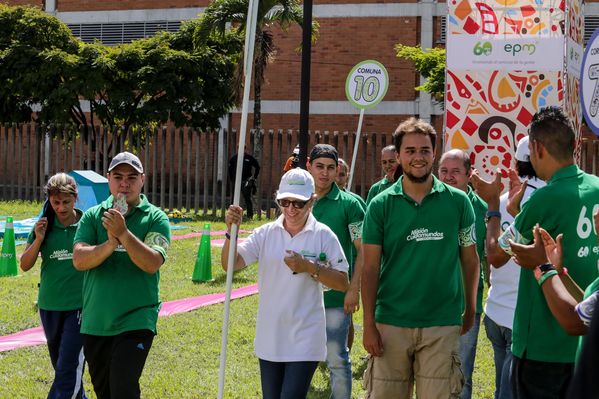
[482,136,544,399]
[223,168,349,398]
[73,151,170,399]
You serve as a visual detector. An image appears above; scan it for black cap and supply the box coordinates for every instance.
[309,144,338,164]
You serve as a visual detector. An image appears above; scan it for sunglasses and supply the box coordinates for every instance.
[277,199,309,209]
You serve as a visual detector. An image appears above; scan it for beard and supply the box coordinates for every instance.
[404,168,432,184]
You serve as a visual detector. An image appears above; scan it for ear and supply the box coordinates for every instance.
[533,139,545,159]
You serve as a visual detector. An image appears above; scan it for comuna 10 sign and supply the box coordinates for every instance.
[345,60,389,110]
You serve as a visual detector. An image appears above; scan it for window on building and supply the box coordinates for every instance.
[586,16,599,46]
[68,21,182,45]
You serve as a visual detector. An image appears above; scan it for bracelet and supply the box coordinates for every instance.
[485,211,501,223]
[538,270,558,287]
[225,232,231,240]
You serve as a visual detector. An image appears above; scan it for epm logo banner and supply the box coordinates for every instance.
[448,35,563,71]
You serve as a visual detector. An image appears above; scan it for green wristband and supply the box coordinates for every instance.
[538,270,558,287]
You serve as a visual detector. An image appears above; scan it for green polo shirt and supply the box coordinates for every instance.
[468,188,487,314]
[363,176,476,327]
[343,187,367,209]
[27,209,84,311]
[74,194,170,336]
[313,183,365,308]
[500,165,599,363]
[366,176,394,205]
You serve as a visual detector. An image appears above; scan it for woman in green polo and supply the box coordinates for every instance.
[20,173,87,399]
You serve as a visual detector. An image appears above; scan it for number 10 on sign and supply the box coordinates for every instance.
[345,60,389,190]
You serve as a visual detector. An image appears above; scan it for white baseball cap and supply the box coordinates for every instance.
[515,136,530,162]
[108,151,144,173]
[276,168,314,201]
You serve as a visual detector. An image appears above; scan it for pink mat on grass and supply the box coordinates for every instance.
[172,229,252,241]
[0,284,259,353]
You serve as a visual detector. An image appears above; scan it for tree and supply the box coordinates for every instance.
[0,4,81,124]
[395,44,446,103]
[0,5,242,153]
[196,0,319,159]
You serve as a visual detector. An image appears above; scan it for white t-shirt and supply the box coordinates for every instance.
[485,177,545,329]
[237,213,349,362]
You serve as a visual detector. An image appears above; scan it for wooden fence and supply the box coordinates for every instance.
[2,124,599,219]
[0,124,394,218]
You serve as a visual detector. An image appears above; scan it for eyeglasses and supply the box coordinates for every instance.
[277,199,308,209]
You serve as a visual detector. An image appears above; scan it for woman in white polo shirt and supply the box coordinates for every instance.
[222,168,349,399]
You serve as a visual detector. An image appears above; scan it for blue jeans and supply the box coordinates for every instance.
[259,359,318,399]
[325,307,352,399]
[483,315,513,399]
[39,309,87,399]
[458,312,481,399]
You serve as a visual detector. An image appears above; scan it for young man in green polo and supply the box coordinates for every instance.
[307,144,365,399]
[73,151,170,399]
[472,106,599,398]
[366,145,399,204]
[362,117,480,399]
[438,149,488,399]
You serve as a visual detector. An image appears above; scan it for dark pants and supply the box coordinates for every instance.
[39,309,87,399]
[259,359,319,399]
[511,355,574,399]
[83,330,154,399]
[242,180,254,218]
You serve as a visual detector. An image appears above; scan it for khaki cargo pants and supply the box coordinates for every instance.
[363,324,464,399]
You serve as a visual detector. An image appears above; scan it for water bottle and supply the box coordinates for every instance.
[317,252,331,291]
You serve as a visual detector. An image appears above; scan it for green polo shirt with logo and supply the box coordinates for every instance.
[27,209,84,311]
[366,176,393,205]
[468,188,487,314]
[74,194,170,336]
[499,165,599,363]
[363,176,476,327]
[313,183,365,308]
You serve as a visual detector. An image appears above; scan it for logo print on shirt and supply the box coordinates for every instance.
[49,249,73,260]
[406,228,444,242]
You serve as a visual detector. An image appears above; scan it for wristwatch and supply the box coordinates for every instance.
[539,263,556,273]
[485,210,501,223]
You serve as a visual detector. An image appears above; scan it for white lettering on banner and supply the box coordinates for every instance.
[406,228,444,242]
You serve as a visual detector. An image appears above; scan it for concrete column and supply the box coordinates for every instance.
[44,0,57,14]
[418,0,435,122]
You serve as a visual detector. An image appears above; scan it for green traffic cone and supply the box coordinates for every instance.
[192,223,213,282]
[0,216,18,277]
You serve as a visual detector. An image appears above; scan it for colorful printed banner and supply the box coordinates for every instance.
[445,0,583,180]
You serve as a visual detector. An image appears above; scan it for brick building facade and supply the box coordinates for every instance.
[4,0,599,205]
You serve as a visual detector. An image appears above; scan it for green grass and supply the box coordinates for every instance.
[0,202,497,398]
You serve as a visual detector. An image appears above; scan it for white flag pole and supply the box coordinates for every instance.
[347,108,365,191]
[217,0,259,397]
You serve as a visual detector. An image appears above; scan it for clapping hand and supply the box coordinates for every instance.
[470,168,502,205]
[509,225,548,269]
